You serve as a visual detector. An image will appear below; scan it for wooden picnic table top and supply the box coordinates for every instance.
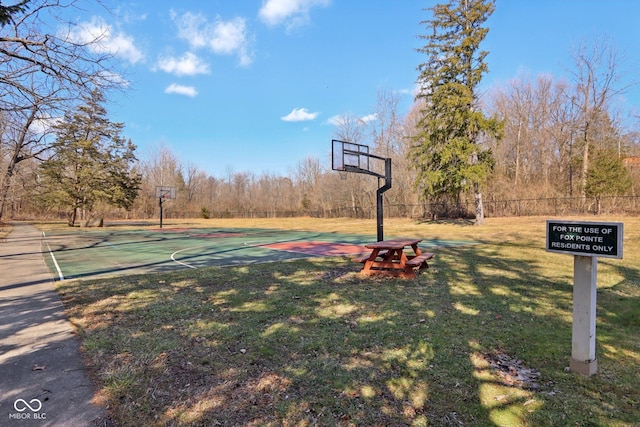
[364,238,423,250]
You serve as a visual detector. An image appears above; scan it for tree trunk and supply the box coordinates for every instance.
[581,125,590,199]
[69,207,77,227]
[474,183,485,225]
[0,107,38,222]
[351,191,357,217]
[515,119,522,186]
[0,158,18,222]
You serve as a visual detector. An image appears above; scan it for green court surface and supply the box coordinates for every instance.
[41,227,474,280]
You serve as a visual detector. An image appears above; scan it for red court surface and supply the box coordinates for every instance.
[264,241,369,256]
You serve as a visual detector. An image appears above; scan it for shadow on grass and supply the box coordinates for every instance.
[57,236,639,426]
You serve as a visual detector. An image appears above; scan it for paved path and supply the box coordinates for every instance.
[0,223,108,426]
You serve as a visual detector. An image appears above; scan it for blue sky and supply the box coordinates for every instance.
[75,0,640,177]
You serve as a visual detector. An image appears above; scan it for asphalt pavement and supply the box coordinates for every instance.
[0,223,109,426]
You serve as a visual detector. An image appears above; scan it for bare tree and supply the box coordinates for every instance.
[369,89,403,157]
[292,156,324,211]
[569,36,630,198]
[331,113,371,217]
[487,73,580,199]
[0,0,123,221]
[184,162,208,206]
[368,88,416,212]
[137,144,183,216]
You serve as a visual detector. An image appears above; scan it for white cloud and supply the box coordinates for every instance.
[165,84,198,97]
[97,70,130,88]
[281,107,319,122]
[326,113,376,127]
[404,83,424,97]
[71,17,144,64]
[156,52,210,76]
[29,115,61,135]
[172,11,252,66]
[209,18,245,53]
[360,113,378,123]
[326,114,344,127]
[259,0,331,28]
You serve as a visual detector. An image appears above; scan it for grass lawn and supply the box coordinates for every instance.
[55,216,639,426]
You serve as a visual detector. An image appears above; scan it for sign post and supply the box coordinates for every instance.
[546,220,623,376]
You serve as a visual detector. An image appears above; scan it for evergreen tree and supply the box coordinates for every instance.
[0,0,123,222]
[585,149,632,214]
[412,0,501,223]
[0,0,29,26]
[38,89,141,226]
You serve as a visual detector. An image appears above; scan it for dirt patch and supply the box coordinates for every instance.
[480,350,541,390]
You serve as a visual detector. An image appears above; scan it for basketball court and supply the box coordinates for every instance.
[41,226,474,280]
[37,142,479,281]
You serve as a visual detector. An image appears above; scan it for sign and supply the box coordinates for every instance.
[546,219,624,377]
[546,220,623,259]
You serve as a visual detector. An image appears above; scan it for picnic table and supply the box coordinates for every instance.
[353,238,434,279]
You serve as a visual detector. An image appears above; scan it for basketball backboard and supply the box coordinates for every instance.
[332,139,392,179]
[155,186,176,199]
[332,139,370,173]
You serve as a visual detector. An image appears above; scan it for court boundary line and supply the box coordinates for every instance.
[42,231,65,280]
[171,247,198,269]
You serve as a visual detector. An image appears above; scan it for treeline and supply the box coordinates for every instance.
[3,73,640,222]
[104,46,640,221]
[1,0,639,223]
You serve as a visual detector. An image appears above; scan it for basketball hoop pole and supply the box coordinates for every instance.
[159,195,166,229]
[376,158,392,241]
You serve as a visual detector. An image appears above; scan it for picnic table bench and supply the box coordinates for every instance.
[353,238,434,279]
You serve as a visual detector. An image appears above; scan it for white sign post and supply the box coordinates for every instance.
[546,220,623,377]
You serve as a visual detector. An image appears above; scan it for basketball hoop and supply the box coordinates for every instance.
[330,140,392,241]
[155,186,177,229]
[155,186,176,199]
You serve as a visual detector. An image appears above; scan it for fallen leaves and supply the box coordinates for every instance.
[480,350,541,390]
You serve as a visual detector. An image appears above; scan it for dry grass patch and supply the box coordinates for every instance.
[57,216,640,426]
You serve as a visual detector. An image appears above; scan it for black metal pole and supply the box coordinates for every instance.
[159,197,163,229]
[377,185,384,241]
[376,158,392,241]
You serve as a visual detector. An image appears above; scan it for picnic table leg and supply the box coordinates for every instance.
[362,249,380,275]
[399,250,416,278]
[381,249,396,262]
